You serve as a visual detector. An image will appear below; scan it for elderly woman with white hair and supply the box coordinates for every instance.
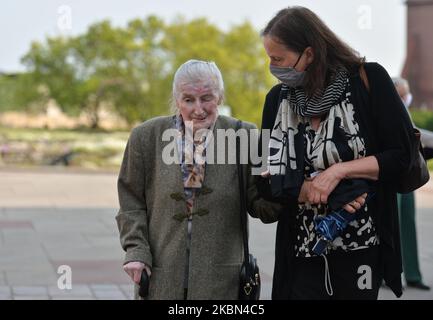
[393,77,433,155]
[116,59,280,300]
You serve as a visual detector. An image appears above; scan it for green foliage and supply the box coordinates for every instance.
[410,109,433,131]
[222,22,276,124]
[428,159,433,172]
[12,15,275,128]
[0,75,18,112]
[162,18,276,125]
[0,73,45,113]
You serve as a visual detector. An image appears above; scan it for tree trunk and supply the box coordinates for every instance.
[89,100,100,129]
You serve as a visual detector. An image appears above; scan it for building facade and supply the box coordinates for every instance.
[402,0,433,109]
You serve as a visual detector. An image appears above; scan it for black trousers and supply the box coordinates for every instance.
[289,246,382,300]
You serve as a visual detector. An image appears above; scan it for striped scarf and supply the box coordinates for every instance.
[268,69,350,178]
[289,69,349,117]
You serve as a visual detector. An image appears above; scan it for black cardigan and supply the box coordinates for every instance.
[259,63,415,299]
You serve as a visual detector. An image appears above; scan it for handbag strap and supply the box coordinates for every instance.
[236,120,250,264]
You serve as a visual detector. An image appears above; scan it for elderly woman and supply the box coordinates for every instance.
[116,59,279,300]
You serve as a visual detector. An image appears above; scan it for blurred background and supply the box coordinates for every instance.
[0,0,432,300]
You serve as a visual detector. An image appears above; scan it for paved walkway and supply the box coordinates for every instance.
[0,167,432,300]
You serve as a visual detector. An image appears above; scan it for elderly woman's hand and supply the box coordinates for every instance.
[123,261,152,284]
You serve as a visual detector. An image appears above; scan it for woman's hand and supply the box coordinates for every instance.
[307,164,346,204]
[261,170,270,178]
[343,193,368,213]
[123,261,152,284]
[298,179,313,203]
[299,181,367,213]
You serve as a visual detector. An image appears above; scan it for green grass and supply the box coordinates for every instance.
[427,159,433,172]
[5,126,433,173]
[0,127,130,169]
[410,109,433,131]
[0,126,129,142]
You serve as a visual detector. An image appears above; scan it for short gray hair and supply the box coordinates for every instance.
[171,59,224,112]
[392,77,410,92]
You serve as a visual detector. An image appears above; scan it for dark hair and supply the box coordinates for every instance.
[262,6,365,97]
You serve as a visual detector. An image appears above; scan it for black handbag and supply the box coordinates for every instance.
[236,120,261,300]
[397,128,430,193]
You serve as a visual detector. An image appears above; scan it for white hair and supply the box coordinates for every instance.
[392,77,410,92]
[171,59,224,112]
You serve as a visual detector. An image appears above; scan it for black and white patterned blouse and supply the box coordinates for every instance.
[293,87,379,258]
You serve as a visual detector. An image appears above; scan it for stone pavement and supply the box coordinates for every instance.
[0,167,432,300]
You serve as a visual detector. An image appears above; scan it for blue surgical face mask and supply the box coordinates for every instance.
[269,51,306,87]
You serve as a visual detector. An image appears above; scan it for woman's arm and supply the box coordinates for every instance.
[116,126,153,269]
[247,173,284,223]
[305,64,415,204]
[303,156,378,205]
[243,121,284,223]
[298,156,376,212]
[298,178,367,213]
[336,156,379,180]
[365,63,415,183]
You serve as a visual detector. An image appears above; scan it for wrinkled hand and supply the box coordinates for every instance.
[306,165,345,204]
[123,261,151,284]
[298,179,313,203]
[343,193,368,213]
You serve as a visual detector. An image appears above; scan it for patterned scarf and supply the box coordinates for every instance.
[175,115,215,215]
[288,69,349,117]
[268,69,364,195]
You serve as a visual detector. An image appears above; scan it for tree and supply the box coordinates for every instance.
[0,73,46,114]
[19,16,276,128]
[21,37,81,116]
[222,21,276,125]
[118,16,171,123]
[161,18,276,125]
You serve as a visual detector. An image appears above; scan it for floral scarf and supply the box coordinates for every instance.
[175,115,215,215]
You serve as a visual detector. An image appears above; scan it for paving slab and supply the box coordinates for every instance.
[0,168,432,300]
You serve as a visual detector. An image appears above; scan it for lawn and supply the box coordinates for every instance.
[2,126,433,173]
[0,127,130,170]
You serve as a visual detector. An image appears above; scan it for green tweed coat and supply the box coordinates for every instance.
[116,115,280,300]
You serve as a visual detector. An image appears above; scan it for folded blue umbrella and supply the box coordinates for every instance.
[312,193,375,255]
